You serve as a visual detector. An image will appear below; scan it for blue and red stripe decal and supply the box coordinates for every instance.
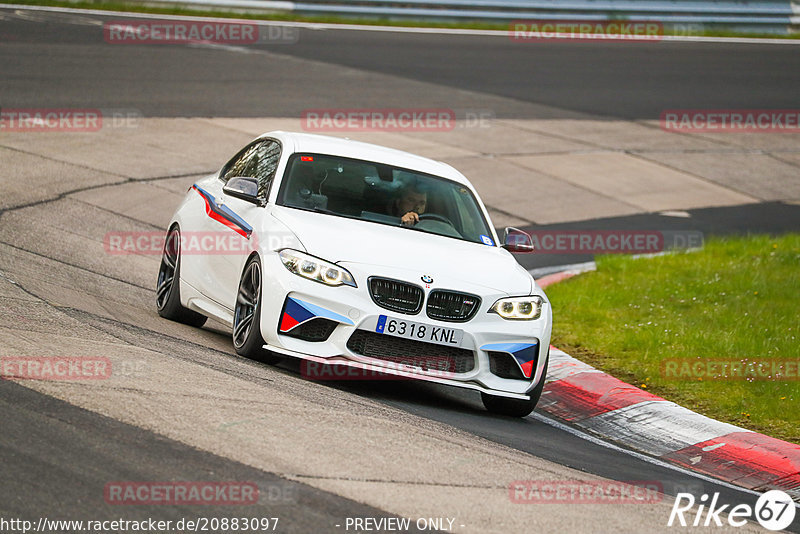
[481,342,539,379]
[279,297,354,333]
[192,185,253,238]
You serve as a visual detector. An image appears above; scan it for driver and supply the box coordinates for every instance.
[388,184,427,226]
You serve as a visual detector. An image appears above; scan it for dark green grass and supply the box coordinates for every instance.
[546,234,800,444]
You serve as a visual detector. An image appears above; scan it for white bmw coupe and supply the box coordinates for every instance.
[157,131,551,416]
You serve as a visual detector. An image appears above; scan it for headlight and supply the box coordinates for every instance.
[490,296,544,320]
[278,249,356,287]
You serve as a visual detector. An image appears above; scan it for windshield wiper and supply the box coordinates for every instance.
[309,206,339,216]
[292,204,339,216]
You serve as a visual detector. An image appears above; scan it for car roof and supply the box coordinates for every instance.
[259,131,470,186]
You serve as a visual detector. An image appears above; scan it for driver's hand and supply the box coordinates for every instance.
[401,212,419,226]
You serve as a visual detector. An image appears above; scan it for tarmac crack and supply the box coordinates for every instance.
[483,204,535,226]
[0,240,151,291]
[287,473,504,490]
[70,196,165,230]
[767,152,800,170]
[626,151,762,201]
[0,167,214,218]
[0,142,131,179]
[53,306,275,382]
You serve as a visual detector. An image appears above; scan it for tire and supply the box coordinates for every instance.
[232,255,281,364]
[481,349,549,417]
[156,226,207,328]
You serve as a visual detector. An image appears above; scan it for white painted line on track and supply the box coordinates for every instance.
[528,260,596,279]
[2,3,800,44]
[531,411,800,506]
[579,400,748,457]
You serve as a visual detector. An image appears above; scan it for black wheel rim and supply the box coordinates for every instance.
[233,260,261,348]
[156,229,180,310]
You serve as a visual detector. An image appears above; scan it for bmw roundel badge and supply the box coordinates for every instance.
[421,275,434,284]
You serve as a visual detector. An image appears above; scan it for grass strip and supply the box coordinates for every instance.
[546,234,800,444]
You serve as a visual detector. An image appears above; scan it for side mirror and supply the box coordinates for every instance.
[502,227,534,253]
[223,177,263,206]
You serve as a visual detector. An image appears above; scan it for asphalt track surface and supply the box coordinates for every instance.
[1,6,799,533]
[3,5,800,268]
[516,200,800,270]
[0,8,799,119]
[1,381,424,531]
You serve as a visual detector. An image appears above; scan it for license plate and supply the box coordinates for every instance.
[375,315,463,347]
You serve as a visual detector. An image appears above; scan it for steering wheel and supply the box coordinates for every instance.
[417,213,454,226]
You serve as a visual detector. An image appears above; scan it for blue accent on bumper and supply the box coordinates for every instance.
[285,297,316,325]
[480,341,539,378]
[289,297,355,326]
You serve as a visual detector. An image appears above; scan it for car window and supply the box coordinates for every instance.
[221,139,282,199]
[277,153,494,246]
[451,185,491,244]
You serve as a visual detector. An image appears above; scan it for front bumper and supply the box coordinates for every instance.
[259,253,552,399]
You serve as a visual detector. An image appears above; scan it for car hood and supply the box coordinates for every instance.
[270,206,533,295]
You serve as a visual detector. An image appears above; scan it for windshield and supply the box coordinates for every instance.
[277,153,495,246]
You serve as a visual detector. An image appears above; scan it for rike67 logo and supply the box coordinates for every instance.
[668,490,796,531]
